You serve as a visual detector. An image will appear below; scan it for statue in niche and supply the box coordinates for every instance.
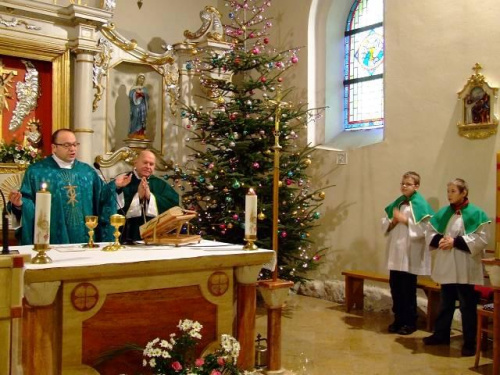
[128,73,149,138]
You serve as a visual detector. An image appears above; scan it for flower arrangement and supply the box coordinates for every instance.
[142,319,241,375]
[0,141,42,165]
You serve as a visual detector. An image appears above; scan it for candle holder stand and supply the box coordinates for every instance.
[32,243,52,264]
[243,235,258,250]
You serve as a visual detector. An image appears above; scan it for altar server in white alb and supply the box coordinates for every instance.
[423,178,490,357]
[382,171,434,336]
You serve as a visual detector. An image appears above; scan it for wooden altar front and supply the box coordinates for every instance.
[14,241,274,374]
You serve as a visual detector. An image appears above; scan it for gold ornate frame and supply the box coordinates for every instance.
[457,63,498,139]
[0,36,70,173]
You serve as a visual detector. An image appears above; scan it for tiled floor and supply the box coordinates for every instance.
[255,294,495,375]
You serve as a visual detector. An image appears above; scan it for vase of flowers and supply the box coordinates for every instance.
[0,140,42,165]
[142,319,241,375]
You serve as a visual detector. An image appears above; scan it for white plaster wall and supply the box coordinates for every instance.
[266,0,500,280]
[90,0,217,158]
[113,0,218,51]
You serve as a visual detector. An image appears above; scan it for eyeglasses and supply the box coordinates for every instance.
[400,183,415,187]
[54,142,80,149]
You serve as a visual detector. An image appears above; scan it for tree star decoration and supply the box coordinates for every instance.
[9,60,40,131]
[0,59,18,112]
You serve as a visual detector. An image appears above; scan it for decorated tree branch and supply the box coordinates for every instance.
[167,0,329,283]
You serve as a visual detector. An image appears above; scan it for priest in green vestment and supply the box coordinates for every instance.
[117,149,179,242]
[9,129,125,245]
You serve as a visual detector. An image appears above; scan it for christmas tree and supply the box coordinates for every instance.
[167,0,329,283]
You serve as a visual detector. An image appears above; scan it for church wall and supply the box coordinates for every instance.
[90,0,217,160]
[264,0,500,281]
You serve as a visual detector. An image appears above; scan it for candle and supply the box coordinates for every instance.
[34,183,51,248]
[245,188,257,238]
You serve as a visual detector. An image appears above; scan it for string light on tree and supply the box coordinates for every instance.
[166,0,330,283]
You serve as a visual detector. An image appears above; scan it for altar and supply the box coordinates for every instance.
[9,241,274,375]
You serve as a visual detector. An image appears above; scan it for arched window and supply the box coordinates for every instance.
[344,0,384,130]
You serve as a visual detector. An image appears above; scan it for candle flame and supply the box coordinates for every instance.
[40,183,47,190]
[248,187,256,195]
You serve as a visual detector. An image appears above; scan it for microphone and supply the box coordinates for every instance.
[93,161,132,243]
[0,189,18,255]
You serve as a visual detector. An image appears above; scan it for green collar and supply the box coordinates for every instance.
[385,191,434,224]
[430,203,490,234]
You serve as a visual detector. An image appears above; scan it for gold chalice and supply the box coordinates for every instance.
[102,214,126,251]
[83,215,99,248]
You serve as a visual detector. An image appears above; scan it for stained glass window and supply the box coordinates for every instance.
[344,0,384,130]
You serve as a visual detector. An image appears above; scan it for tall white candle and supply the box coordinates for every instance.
[245,188,257,238]
[34,183,51,247]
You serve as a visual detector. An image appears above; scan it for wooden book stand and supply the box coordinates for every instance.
[139,206,201,246]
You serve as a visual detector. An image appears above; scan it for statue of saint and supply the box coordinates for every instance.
[23,120,42,149]
[128,74,149,138]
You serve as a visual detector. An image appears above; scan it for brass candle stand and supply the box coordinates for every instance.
[102,214,125,251]
[243,235,258,250]
[32,243,52,264]
[83,215,99,248]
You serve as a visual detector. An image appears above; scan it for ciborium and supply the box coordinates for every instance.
[102,214,125,251]
[83,215,99,248]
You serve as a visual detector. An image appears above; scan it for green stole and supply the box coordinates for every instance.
[430,203,490,235]
[384,191,434,224]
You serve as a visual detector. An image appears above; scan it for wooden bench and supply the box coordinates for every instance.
[342,270,441,332]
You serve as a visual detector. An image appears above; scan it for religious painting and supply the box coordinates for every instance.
[0,37,70,173]
[0,56,53,162]
[106,62,164,154]
[457,63,498,139]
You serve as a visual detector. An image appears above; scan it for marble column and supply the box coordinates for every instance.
[73,50,95,165]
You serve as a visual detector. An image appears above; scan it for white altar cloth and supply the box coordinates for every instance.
[13,240,276,271]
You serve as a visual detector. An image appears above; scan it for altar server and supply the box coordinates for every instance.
[423,178,490,357]
[382,171,434,335]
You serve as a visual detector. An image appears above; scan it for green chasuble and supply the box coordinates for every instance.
[120,173,179,241]
[430,203,490,235]
[384,191,434,224]
[19,157,116,245]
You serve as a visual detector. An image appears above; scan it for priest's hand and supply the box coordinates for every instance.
[115,173,132,188]
[138,177,150,201]
[9,190,22,207]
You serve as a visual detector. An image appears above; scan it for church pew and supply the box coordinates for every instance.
[342,270,441,332]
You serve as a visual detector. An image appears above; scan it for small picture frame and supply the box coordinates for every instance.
[457,63,498,139]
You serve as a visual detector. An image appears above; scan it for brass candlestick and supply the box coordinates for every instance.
[32,243,52,264]
[102,214,125,251]
[83,215,99,248]
[243,235,258,250]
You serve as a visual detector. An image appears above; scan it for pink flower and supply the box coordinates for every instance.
[210,370,222,375]
[217,357,225,366]
[195,358,205,367]
[171,361,183,371]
